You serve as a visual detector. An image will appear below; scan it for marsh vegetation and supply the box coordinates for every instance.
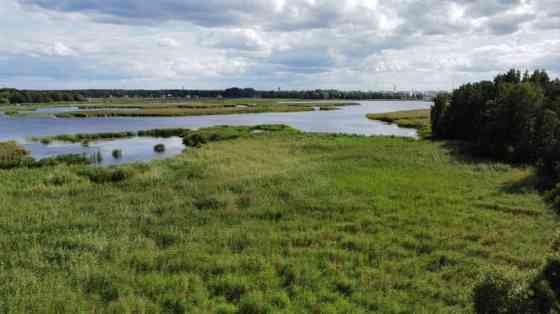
[0,126,555,313]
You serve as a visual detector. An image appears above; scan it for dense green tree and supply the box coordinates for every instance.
[440,81,496,140]
[430,93,448,138]
[495,69,522,85]
[480,83,544,161]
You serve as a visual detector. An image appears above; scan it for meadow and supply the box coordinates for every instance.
[0,126,556,313]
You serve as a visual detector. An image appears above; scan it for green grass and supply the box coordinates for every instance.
[0,129,556,313]
[368,109,431,138]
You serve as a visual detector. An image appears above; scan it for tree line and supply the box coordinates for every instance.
[0,88,87,104]
[430,70,560,313]
[0,87,426,105]
[71,87,424,100]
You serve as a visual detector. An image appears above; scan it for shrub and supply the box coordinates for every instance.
[154,144,166,153]
[112,149,123,159]
[473,270,526,314]
[430,93,448,138]
[78,167,133,183]
[473,266,560,314]
[183,133,207,147]
[542,256,560,298]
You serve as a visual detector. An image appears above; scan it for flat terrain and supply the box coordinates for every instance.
[0,128,555,313]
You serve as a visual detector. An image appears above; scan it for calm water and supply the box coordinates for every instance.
[24,137,185,166]
[0,100,431,165]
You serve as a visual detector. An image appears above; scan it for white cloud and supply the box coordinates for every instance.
[0,0,558,90]
[157,37,181,48]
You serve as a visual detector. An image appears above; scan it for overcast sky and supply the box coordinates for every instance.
[1,0,559,91]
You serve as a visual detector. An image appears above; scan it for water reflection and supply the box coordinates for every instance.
[24,137,185,166]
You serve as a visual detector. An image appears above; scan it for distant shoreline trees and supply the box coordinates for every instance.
[0,88,86,104]
[0,87,427,105]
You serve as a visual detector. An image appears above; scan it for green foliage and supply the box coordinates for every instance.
[431,69,560,184]
[430,93,448,138]
[474,256,560,313]
[473,269,527,314]
[480,83,544,161]
[438,80,497,140]
[0,88,86,104]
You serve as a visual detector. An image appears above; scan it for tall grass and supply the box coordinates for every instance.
[0,131,555,312]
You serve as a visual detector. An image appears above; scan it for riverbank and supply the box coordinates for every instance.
[0,127,553,313]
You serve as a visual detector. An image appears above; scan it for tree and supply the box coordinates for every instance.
[430,93,448,138]
[480,83,544,161]
[442,81,496,140]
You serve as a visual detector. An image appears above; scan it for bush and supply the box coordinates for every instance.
[430,94,448,138]
[473,265,560,314]
[154,144,166,153]
[542,256,560,298]
[183,133,208,147]
[473,270,527,314]
[78,167,133,183]
[112,149,123,159]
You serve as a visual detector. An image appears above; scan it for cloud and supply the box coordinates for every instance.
[157,37,180,48]
[484,11,536,35]
[1,0,558,90]
[200,29,270,51]
[18,0,394,32]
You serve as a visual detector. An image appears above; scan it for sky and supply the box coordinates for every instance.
[1,0,559,91]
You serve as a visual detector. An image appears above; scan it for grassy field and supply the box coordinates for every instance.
[0,128,555,313]
[1,98,358,118]
[367,109,431,138]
